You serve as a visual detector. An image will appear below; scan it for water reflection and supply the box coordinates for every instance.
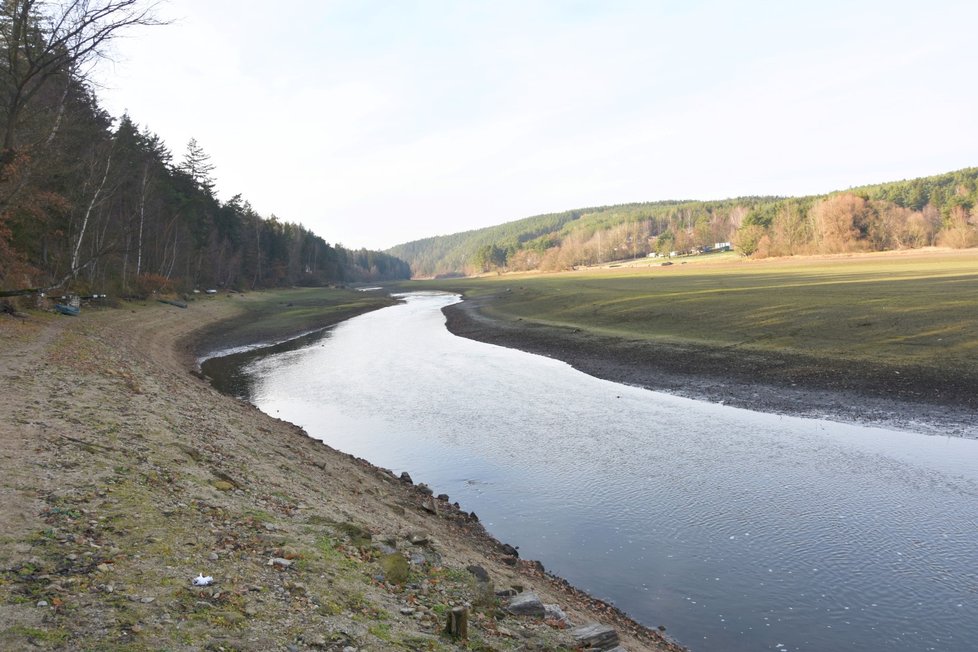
[238,292,978,652]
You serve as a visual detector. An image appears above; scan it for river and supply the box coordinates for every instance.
[210,292,978,652]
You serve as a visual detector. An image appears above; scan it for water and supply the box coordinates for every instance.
[231,292,978,652]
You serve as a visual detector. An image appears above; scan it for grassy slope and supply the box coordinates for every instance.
[405,248,978,375]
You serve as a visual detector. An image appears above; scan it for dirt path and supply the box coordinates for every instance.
[1,299,681,651]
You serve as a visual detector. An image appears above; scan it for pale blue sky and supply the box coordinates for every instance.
[96,1,977,250]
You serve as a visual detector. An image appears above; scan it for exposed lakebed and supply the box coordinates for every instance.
[204,292,978,652]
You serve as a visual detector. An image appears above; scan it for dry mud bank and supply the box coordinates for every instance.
[0,297,680,651]
[444,296,978,438]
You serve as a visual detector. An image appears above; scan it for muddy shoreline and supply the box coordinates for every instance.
[443,295,978,438]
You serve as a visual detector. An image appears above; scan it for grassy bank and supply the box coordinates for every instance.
[188,287,399,359]
[408,249,978,377]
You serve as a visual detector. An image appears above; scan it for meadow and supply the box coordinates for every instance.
[411,248,978,377]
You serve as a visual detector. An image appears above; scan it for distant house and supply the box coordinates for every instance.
[714,242,732,251]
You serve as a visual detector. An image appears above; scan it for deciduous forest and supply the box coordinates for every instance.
[389,169,978,278]
[0,1,409,299]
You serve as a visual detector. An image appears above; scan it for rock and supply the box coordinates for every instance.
[408,532,429,545]
[400,607,416,615]
[96,563,112,572]
[500,543,519,558]
[436,493,449,501]
[399,471,413,484]
[208,552,219,561]
[267,557,293,569]
[212,480,234,492]
[466,565,490,583]
[505,592,545,617]
[36,600,48,607]
[544,603,571,626]
[495,588,517,598]
[421,497,437,515]
[417,483,434,496]
[140,596,155,603]
[571,623,620,650]
[501,555,517,566]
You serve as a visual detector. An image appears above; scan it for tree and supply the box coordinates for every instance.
[1,0,163,155]
[178,137,214,192]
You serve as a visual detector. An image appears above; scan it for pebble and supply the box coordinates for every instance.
[37,600,48,607]
[208,552,219,561]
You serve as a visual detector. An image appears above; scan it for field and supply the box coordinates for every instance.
[416,249,978,373]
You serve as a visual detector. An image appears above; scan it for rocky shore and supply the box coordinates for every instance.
[0,296,682,651]
[443,295,978,438]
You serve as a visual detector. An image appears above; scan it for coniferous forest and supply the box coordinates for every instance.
[0,1,410,298]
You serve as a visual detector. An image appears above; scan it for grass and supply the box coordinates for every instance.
[192,287,398,355]
[407,248,978,372]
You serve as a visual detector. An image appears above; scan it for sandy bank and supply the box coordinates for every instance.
[0,296,681,651]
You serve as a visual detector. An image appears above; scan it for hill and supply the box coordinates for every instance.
[387,168,978,277]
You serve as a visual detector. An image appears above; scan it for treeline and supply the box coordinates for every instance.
[0,1,409,298]
[390,170,978,277]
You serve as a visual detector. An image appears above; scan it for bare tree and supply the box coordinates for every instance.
[1,0,164,155]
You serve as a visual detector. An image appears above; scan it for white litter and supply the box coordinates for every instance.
[192,573,214,586]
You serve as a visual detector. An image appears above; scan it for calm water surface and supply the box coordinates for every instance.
[237,292,978,652]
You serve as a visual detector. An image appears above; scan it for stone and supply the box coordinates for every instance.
[436,493,449,501]
[571,623,620,650]
[36,600,48,607]
[399,471,413,484]
[505,592,545,617]
[400,607,416,615]
[544,603,570,626]
[500,543,519,558]
[408,532,429,545]
[267,557,293,569]
[421,497,437,515]
[417,483,434,496]
[466,565,490,583]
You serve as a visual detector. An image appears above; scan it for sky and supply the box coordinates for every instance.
[93,0,978,251]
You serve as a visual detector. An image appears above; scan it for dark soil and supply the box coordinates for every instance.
[444,296,978,438]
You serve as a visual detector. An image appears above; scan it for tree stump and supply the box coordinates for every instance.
[444,606,468,639]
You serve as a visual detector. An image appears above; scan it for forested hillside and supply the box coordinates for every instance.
[0,1,409,298]
[389,169,978,277]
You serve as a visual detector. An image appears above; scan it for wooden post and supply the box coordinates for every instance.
[444,606,468,639]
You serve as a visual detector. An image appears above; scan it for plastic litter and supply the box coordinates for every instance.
[192,573,214,586]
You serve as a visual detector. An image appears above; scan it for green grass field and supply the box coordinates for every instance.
[409,249,978,373]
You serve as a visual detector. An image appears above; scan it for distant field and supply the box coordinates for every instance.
[411,248,978,373]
